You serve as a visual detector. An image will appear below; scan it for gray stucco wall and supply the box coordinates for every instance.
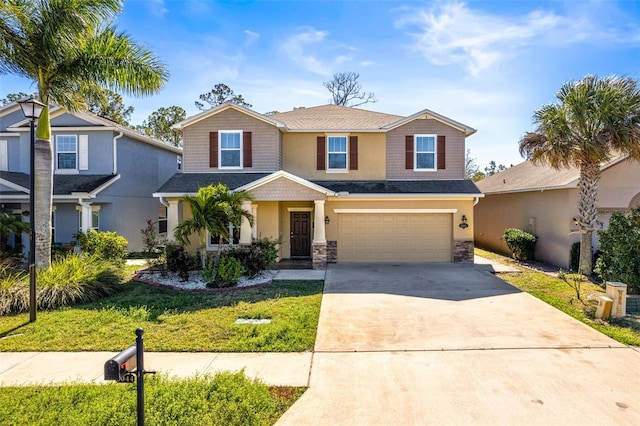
[0,109,26,132]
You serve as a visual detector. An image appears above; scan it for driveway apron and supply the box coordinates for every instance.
[277,263,640,425]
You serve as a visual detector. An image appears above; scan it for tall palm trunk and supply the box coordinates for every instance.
[576,160,600,275]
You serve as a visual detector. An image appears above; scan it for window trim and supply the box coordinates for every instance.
[218,130,243,170]
[326,135,348,173]
[206,222,240,250]
[414,134,437,172]
[55,134,79,173]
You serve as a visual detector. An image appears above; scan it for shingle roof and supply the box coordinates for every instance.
[270,104,402,130]
[155,173,271,194]
[0,172,117,195]
[313,179,482,195]
[475,161,581,194]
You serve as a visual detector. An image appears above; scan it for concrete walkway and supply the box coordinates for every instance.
[277,263,640,425]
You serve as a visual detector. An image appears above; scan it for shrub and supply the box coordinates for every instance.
[75,230,128,266]
[212,256,244,288]
[227,238,279,278]
[0,254,122,315]
[595,208,640,293]
[165,243,199,281]
[140,219,166,271]
[503,228,537,261]
[201,256,217,285]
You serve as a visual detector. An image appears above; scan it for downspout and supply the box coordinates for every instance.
[78,199,92,234]
[159,196,169,209]
[473,196,480,206]
[112,131,123,174]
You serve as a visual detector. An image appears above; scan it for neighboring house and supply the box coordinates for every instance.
[156,103,481,269]
[474,158,640,269]
[0,100,182,253]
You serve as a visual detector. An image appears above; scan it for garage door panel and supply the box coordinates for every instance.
[337,213,452,263]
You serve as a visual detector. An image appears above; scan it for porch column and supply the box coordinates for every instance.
[166,199,180,241]
[251,204,258,240]
[78,200,92,233]
[239,200,253,245]
[313,200,326,244]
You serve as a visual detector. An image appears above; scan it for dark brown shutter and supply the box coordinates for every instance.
[349,136,358,170]
[209,132,218,168]
[405,136,413,169]
[437,135,446,170]
[317,136,326,170]
[243,131,252,167]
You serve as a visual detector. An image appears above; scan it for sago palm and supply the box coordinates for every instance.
[519,75,640,274]
[173,184,254,269]
[0,0,168,268]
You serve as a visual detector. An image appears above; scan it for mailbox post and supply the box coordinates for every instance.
[105,328,153,426]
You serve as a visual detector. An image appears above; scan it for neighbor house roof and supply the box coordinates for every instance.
[270,104,402,131]
[154,172,272,195]
[476,156,629,195]
[0,171,119,197]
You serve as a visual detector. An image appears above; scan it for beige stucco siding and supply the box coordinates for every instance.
[474,189,580,268]
[386,119,466,180]
[182,108,281,172]
[598,159,640,209]
[282,132,387,180]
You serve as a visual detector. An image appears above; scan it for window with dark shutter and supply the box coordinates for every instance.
[317,136,326,170]
[437,135,446,169]
[209,132,218,168]
[243,131,252,167]
[349,136,358,170]
[405,136,413,169]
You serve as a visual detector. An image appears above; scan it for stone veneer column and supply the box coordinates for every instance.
[239,200,253,245]
[166,199,180,241]
[453,240,474,263]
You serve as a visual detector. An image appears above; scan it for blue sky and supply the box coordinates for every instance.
[2,0,639,169]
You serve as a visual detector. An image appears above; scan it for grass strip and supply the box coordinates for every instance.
[0,280,323,352]
[0,372,304,426]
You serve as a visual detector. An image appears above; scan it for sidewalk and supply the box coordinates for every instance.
[0,351,313,387]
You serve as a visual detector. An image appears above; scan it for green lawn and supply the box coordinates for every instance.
[0,278,323,352]
[476,248,640,346]
[0,372,304,426]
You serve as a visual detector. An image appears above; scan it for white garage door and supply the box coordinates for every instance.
[338,213,453,262]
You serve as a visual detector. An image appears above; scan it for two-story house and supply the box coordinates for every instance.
[0,100,182,253]
[155,103,481,269]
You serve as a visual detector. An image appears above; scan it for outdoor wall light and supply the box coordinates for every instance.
[459,214,469,229]
[324,216,330,225]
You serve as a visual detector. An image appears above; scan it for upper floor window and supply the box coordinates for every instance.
[56,135,77,170]
[219,130,242,169]
[327,136,347,171]
[177,155,182,171]
[414,134,436,171]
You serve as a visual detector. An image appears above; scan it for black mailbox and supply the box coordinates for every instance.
[104,345,137,382]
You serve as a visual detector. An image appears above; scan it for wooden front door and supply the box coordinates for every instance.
[290,212,311,258]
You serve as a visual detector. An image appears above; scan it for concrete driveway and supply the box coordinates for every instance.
[277,263,640,425]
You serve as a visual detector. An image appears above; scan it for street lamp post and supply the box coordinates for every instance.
[18,96,46,323]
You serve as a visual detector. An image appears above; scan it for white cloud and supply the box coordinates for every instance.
[244,30,260,47]
[147,0,169,18]
[280,28,332,76]
[396,1,597,76]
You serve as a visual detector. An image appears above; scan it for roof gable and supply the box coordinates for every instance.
[172,103,286,131]
[382,108,476,136]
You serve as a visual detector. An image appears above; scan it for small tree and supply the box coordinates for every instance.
[173,184,254,269]
[323,71,377,107]
[195,84,252,110]
[1,92,28,105]
[85,88,134,125]
[595,208,640,293]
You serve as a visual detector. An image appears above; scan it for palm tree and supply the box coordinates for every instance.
[520,75,640,274]
[0,0,168,268]
[173,184,254,269]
